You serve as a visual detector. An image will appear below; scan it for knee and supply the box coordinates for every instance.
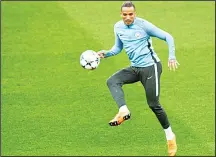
[147,100,162,111]
[106,77,122,87]
[106,77,115,87]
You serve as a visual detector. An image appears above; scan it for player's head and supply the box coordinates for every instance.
[121,1,136,26]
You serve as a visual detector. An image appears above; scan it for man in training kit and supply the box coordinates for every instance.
[97,1,179,156]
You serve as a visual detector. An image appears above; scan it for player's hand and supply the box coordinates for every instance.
[168,59,180,71]
[97,50,106,59]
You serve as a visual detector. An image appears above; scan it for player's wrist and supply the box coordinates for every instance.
[168,56,176,60]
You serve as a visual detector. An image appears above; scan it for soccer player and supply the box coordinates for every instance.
[97,1,179,156]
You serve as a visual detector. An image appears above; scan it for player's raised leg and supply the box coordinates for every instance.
[140,62,177,156]
[106,66,139,126]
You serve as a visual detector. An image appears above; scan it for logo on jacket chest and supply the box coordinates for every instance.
[118,31,144,39]
[135,31,142,38]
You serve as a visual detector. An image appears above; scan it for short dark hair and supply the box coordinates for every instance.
[121,1,136,11]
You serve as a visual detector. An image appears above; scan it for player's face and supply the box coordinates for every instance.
[121,7,136,25]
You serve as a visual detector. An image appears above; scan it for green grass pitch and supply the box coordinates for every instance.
[1,1,215,156]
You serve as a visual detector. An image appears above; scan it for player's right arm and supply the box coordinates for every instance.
[98,26,123,59]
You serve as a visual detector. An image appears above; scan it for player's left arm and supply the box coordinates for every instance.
[144,21,180,71]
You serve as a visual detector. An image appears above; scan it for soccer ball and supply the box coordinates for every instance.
[80,50,100,70]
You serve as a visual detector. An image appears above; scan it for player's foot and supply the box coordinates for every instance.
[167,134,177,156]
[109,111,131,126]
